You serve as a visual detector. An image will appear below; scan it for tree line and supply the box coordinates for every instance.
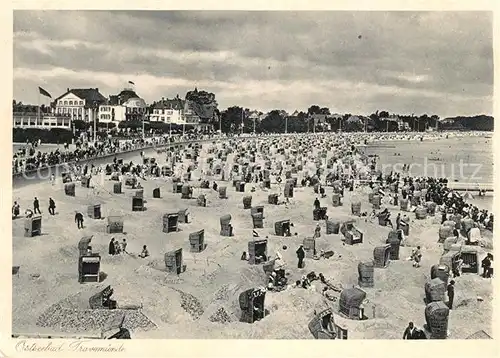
[206,106,494,134]
[13,94,494,136]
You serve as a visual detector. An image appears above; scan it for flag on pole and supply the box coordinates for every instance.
[128,81,135,85]
[38,87,52,98]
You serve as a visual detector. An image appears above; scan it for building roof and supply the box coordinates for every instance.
[248,110,263,119]
[54,88,107,107]
[151,98,185,110]
[347,115,363,122]
[311,114,328,121]
[108,89,142,106]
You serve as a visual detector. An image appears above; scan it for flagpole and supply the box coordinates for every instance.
[37,91,40,127]
[94,105,97,145]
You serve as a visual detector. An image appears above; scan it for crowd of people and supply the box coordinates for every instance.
[12,131,312,175]
[377,173,494,232]
[11,133,220,174]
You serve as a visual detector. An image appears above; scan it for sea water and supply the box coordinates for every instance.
[365,135,494,210]
[365,136,493,183]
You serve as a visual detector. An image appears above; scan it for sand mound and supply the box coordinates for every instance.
[36,294,157,333]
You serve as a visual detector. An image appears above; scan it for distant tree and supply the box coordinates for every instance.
[220,106,244,133]
[307,105,321,115]
[118,121,142,130]
[185,88,216,105]
[440,115,493,131]
[320,107,330,115]
[261,110,285,133]
[325,116,341,132]
[287,111,309,133]
[72,120,89,131]
[344,117,364,132]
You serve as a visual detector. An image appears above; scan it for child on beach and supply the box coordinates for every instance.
[411,246,422,268]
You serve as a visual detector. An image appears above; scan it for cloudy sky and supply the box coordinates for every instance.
[13,11,493,117]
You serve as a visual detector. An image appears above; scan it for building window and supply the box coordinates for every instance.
[78,108,82,114]
[80,101,84,105]
[69,101,73,105]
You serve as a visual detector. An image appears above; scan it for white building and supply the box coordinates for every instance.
[148,90,217,129]
[99,88,148,124]
[52,88,107,123]
[14,113,72,130]
[148,97,185,124]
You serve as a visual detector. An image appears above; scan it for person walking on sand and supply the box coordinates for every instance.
[33,197,41,215]
[447,280,455,309]
[75,211,84,229]
[412,246,422,268]
[12,201,20,219]
[481,253,493,278]
[108,238,116,256]
[296,245,305,269]
[313,197,320,210]
[48,198,56,215]
[403,322,419,339]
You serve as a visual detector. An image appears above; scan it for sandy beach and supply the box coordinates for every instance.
[12,133,493,339]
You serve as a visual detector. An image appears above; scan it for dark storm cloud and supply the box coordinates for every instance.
[13,10,493,116]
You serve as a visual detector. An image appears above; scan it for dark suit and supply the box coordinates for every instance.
[447,284,455,309]
[403,327,419,339]
[75,212,84,229]
[296,247,305,268]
